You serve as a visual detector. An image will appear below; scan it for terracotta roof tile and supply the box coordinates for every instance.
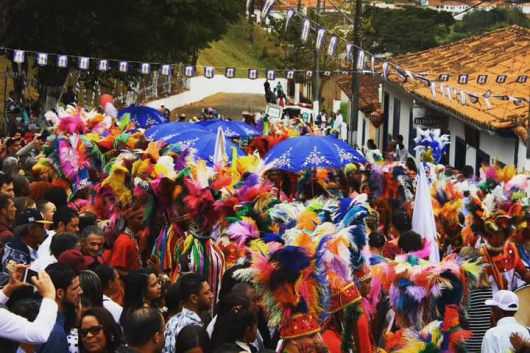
[387,25,530,130]
[337,75,381,112]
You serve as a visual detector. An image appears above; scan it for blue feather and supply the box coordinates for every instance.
[244,173,260,188]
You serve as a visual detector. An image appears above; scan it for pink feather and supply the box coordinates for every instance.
[227,221,260,247]
[58,114,86,134]
[58,140,79,179]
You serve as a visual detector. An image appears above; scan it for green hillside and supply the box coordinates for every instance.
[198,21,284,77]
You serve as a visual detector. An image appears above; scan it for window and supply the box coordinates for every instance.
[392,97,401,140]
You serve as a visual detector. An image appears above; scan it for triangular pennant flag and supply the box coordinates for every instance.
[430,82,437,98]
[260,0,276,22]
[382,61,389,79]
[284,9,295,32]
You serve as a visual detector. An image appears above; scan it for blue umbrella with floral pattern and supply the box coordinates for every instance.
[197,119,262,138]
[264,135,366,172]
[118,105,169,129]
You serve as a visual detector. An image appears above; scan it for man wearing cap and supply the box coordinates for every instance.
[482,290,530,353]
[178,113,186,122]
[1,209,51,272]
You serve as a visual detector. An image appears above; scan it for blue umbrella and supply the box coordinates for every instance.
[197,119,262,138]
[118,105,169,129]
[145,122,206,141]
[165,130,246,164]
[264,135,366,172]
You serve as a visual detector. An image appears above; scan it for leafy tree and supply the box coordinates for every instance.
[363,6,455,55]
[0,0,243,103]
[455,8,529,36]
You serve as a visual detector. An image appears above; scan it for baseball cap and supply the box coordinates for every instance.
[485,290,519,311]
[16,209,53,226]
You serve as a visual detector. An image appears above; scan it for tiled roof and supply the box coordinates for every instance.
[337,75,381,113]
[276,0,345,10]
[388,25,530,131]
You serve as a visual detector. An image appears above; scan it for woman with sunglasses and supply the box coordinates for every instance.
[79,307,122,353]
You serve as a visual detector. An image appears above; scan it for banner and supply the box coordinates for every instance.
[185,66,195,77]
[382,61,389,79]
[327,36,338,58]
[306,70,313,78]
[286,70,295,79]
[141,63,151,75]
[57,55,68,68]
[301,18,311,45]
[204,67,215,79]
[356,49,365,71]
[315,28,326,51]
[37,53,48,66]
[285,9,295,32]
[225,67,236,78]
[261,0,275,22]
[79,57,90,70]
[266,69,276,80]
[248,69,259,80]
[458,75,468,84]
[161,65,171,76]
[119,61,129,73]
[98,59,109,72]
[13,50,25,64]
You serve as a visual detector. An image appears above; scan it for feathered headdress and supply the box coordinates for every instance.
[413,128,449,164]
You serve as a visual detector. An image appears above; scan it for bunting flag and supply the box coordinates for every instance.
[141,63,151,75]
[323,71,331,77]
[371,55,375,75]
[185,66,195,77]
[327,36,338,58]
[36,53,48,66]
[57,55,68,68]
[266,69,276,80]
[286,70,295,79]
[415,74,430,86]
[446,86,452,101]
[315,28,326,51]
[13,50,25,64]
[246,0,254,14]
[356,49,365,71]
[382,61,389,79]
[300,18,311,44]
[225,67,236,78]
[248,69,259,80]
[517,76,528,83]
[460,90,466,105]
[496,75,507,83]
[284,9,295,32]
[430,82,437,98]
[483,89,492,109]
[98,59,109,72]
[261,0,275,22]
[119,61,129,73]
[79,57,90,71]
[477,75,487,84]
[458,75,468,84]
[161,65,171,76]
[440,84,446,98]
[306,70,313,78]
[346,43,353,62]
[468,93,479,104]
[204,67,215,79]
[438,74,449,82]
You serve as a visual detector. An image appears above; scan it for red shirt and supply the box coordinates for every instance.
[322,327,342,353]
[106,233,141,272]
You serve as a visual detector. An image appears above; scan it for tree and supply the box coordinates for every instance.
[0,0,243,104]
[363,6,455,55]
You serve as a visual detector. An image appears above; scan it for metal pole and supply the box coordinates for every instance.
[348,0,362,145]
[313,0,321,106]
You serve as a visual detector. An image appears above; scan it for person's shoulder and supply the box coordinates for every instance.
[115,234,134,245]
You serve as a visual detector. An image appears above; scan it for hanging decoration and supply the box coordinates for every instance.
[266,69,276,80]
[286,70,295,79]
[37,53,48,66]
[248,69,259,80]
[315,28,326,51]
[225,67,236,78]
[300,18,311,44]
[98,59,109,72]
[346,43,353,62]
[261,0,276,22]
[161,65,171,76]
[119,61,129,73]
[13,50,25,64]
[327,36,338,58]
[185,66,195,77]
[141,63,151,75]
[284,9,295,32]
[204,67,215,79]
[79,57,90,71]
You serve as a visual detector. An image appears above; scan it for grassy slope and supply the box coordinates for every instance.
[198,21,284,77]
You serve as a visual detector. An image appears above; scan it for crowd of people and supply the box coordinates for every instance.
[1,100,530,353]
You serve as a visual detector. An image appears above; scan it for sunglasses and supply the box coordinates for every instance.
[79,325,103,337]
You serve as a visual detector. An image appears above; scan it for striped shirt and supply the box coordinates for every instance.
[466,288,493,353]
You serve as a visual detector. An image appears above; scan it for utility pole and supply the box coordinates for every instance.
[313,0,321,107]
[349,0,362,145]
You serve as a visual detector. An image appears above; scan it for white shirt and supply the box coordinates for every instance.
[0,289,58,344]
[103,295,123,324]
[481,316,530,353]
[31,255,56,271]
[396,144,408,162]
[37,230,56,258]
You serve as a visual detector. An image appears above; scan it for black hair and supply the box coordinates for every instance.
[231,282,253,296]
[123,307,164,347]
[80,270,104,307]
[79,212,98,233]
[175,325,212,353]
[0,194,11,210]
[80,225,103,241]
[44,187,68,209]
[5,137,21,149]
[406,157,417,173]
[11,298,40,321]
[180,272,206,304]
[12,175,30,197]
[50,232,79,258]
[369,232,386,249]
[45,262,80,292]
[80,307,122,353]
[52,206,78,231]
[165,280,183,317]
[0,173,13,189]
[93,264,117,291]
[218,264,245,302]
[462,165,474,179]
[392,209,412,234]
[211,293,255,347]
[120,268,157,325]
[398,230,423,253]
